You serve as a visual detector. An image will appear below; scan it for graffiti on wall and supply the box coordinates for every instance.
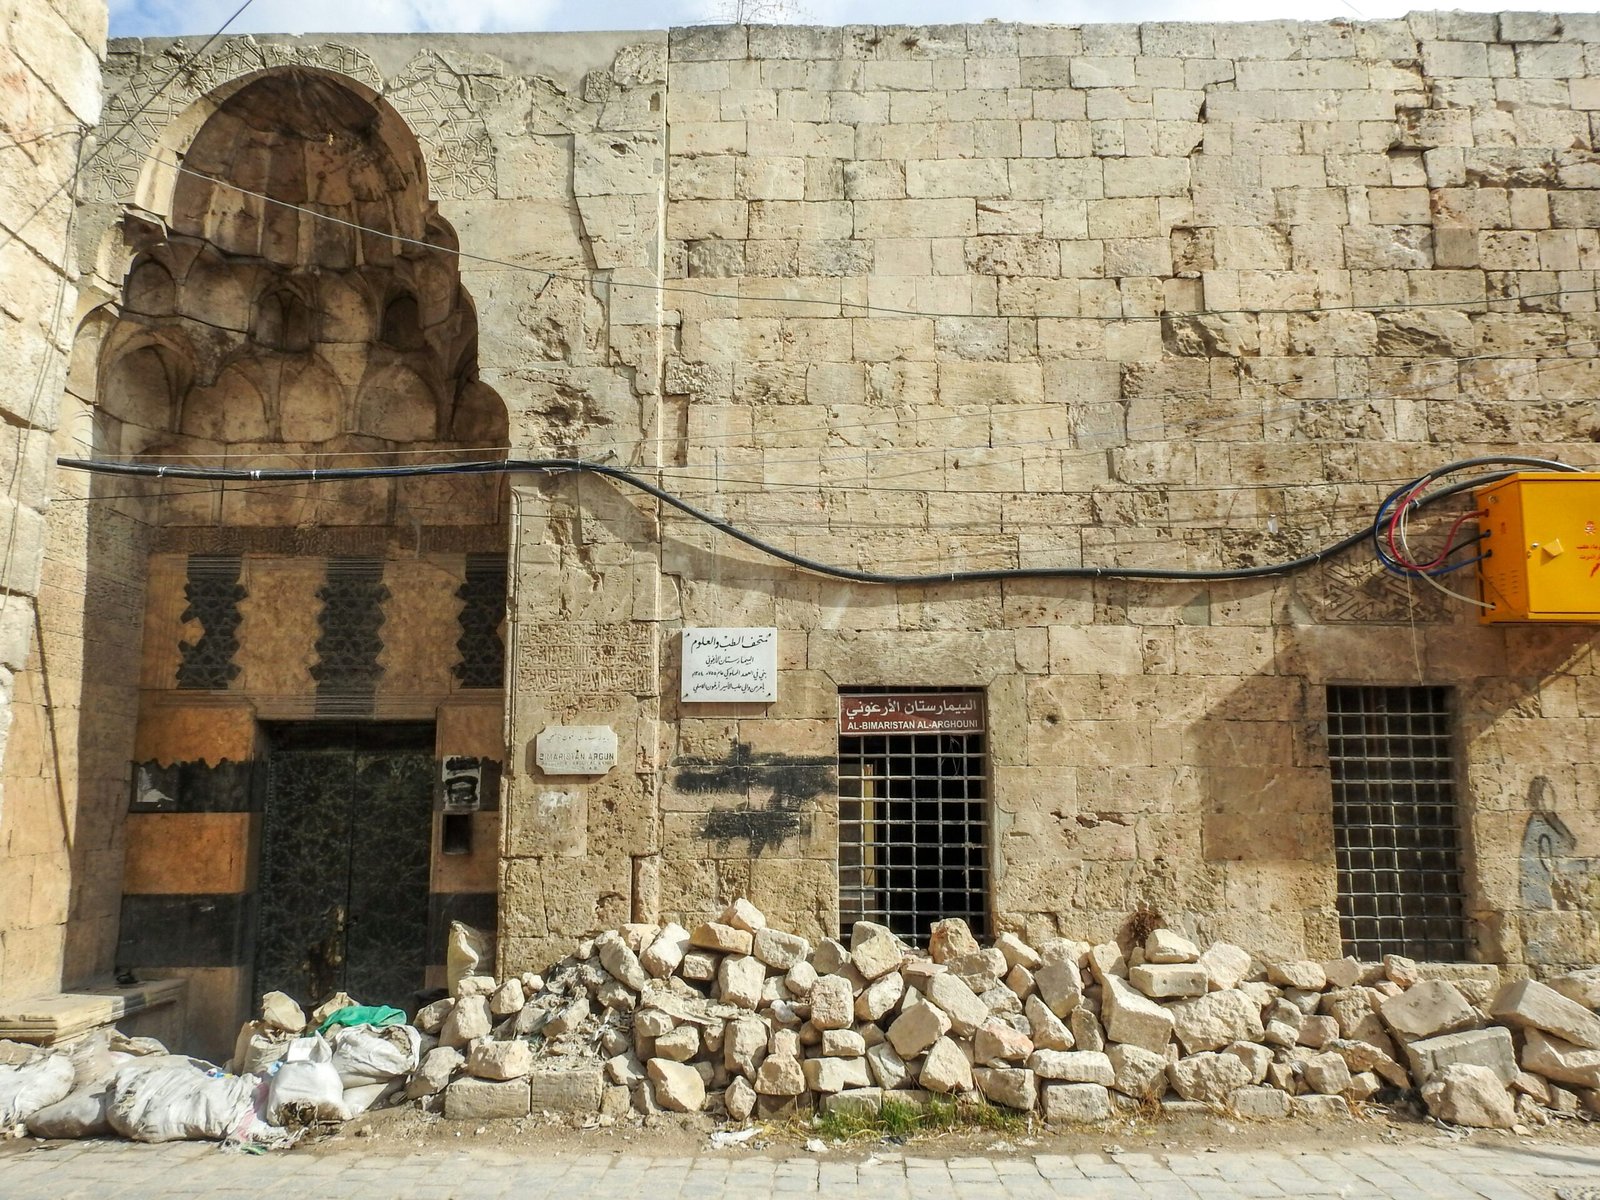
[676,741,834,855]
[1519,776,1598,910]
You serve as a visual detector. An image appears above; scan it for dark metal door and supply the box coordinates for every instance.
[255,723,434,1009]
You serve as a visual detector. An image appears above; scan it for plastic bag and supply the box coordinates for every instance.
[329,1025,420,1087]
[341,1078,401,1116]
[447,921,491,994]
[283,1035,333,1064]
[263,1060,347,1126]
[25,1083,113,1138]
[107,1064,257,1142]
[0,1055,75,1126]
[65,1031,132,1089]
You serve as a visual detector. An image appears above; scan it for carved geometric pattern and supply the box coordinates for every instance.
[1304,558,1452,624]
[176,554,245,690]
[454,553,507,689]
[385,52,496,200]
[310,557,390,716]
[515,622,657,696]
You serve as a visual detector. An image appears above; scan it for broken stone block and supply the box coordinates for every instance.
[635,1008,675,1039]
[597,980,636,1012]
[544,996,590,1038]
[1379,981,1479,1041]
[406,1045,464,1099]
[1034,960,1085,1017]
[1492,979,1600,1051]
[866,1040,911,1090]
[597,934,651,992]
[1290,1094,1350,1119]
[1383,955,1419,987]
[1322,957,1367,990]
[926,972,988,1037]
[1145,929,1200,964]
[723,1017,768,1078]
[445,1077,531,1119]
[718,955,766,1010]
[606,1053,647,1087]
[855,971,904,1022]
[1406,1026,1517,1086]
[1107,1043,1167,1100]
[974,1020,1033,1065]
[1224,1041,1272,1085]
[785,961,818,996]
[996,933,1042,972]
[1168,1052,1252,1105]
[919,1036,974,1093]
[1327,1039,1409,1088]
[1026,994,1074,1051]
[691,923,753,955]
[1131,963,1207,999]
[802,1056,869,1094]
[946,948,1008,991]
[1197,943,1253,992]
[1007,965,1038,1001]
[981,983,1023,1018]
[441,995,493,1048]
[1549,967,1600,1011]
[750,927,810,970]
[1421,1063,1515,1129]
[1029,1049,1115,1085]
[888,1001,951,1058]
[489,979,526,1018]
[454,976,496,1000]
[529,1064,603,1113]
[648,1058,706,1112]
[1168,989,1264,1055]
[929,918,981,964]
[641,923,691,978]
[1042,1082,1111,1123]
[1297,1016,1339,1049]
[1347,1071,1382,1101]
[755,1054,806,1096]
[822,1029,866,1058]
[1230,1086,1291,1119]
[975,1066,1037,1110]
[1087,943,1126,985]
[1070,1007,1105,1052]
[726,1075,756,1120]
[654,1025,701,1062]
[810,974,856,1030]
[1102,975,1174,1055]
[468,1038,534,1081]
[1267,961,1327,991]
[813,938,850,975]
[1301,1052,1352,1096]
[849,922,905,980]
[822,1087,882,1117]
[681,951,718,982]
[415,997,454,1036]
[720,899,766,933]
[1522,1028,1600,1088]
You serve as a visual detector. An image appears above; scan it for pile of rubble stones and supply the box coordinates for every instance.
[375,904,1600,1131]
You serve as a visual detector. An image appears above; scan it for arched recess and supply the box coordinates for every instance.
[73,67,513,1056]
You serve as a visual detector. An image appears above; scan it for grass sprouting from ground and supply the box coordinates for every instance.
[812,1095,1028,1143]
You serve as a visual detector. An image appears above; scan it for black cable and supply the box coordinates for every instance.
[58,453,1584,587]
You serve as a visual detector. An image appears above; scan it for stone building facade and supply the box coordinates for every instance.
[5,8,1600,1058]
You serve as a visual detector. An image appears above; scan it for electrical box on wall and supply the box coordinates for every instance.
[1475,472,1600,622]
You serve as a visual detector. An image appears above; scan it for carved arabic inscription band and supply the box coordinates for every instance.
[839,692,986,735]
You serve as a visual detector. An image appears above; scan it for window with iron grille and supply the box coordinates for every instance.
[1328,685,1469,961]
[837,690,989,944]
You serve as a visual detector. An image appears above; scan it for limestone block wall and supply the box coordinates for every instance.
[651,14,1600,970]
[0,0,106,999]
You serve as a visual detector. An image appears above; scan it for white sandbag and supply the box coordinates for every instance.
[25,1083,113,1138]
[263,1060,347,1125]
[283,1035,333,1065]
[0,1055,75,1126]
[107,1064,257,1143]
[230,1021,291,1076]
[340,1078,401,1116]
[329,1025,420,1087]
[65,1031,132,1089]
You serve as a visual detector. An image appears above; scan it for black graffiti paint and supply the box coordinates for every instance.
[679,741,834,855]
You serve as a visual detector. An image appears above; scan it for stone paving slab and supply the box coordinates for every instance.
[2,1139,1600,1199]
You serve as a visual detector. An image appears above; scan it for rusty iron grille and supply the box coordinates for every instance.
[838,693,989,944]
[1328,685,1469,961]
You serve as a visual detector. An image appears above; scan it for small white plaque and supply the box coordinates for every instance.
[536,725,618,775]
[681,627,778,703]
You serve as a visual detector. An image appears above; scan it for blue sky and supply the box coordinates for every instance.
[110,0,1597,40]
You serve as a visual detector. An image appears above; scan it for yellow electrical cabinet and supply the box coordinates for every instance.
[1476,472,1600,622]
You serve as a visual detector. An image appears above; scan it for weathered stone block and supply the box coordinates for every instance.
[445,1077,531,1119]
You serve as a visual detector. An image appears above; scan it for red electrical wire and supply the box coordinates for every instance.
[1386,482,1486,572]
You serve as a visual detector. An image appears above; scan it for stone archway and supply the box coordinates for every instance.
[83,68,509,1056]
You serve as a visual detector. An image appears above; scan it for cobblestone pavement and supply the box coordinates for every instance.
[4,1137,1600,1200]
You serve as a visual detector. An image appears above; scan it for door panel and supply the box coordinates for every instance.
[254,725,434,1009]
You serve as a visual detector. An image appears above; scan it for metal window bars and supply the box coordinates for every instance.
[838,703,989,945]
[1328,685,1469,961]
